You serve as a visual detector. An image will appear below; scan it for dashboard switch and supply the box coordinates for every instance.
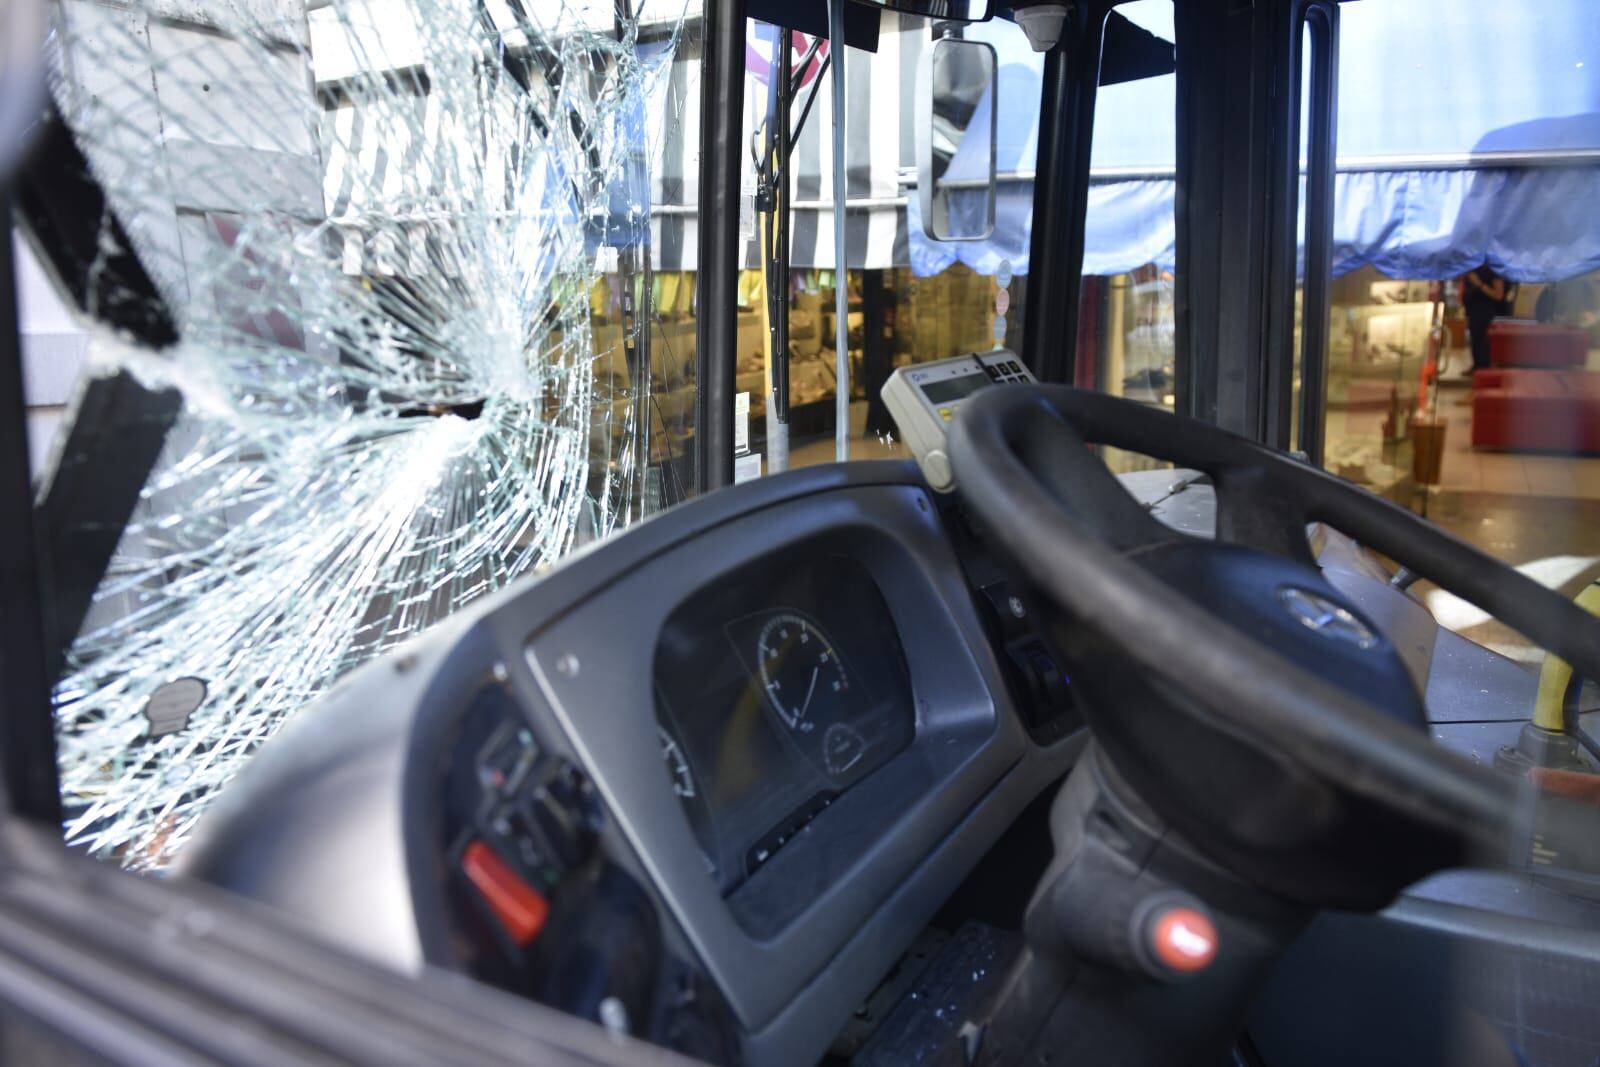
[531,793,584,868]
[980,581,1031,641]
[1145,904,1217,976]
[532,760,601,868]
[1126,893,1219,981]
[463,840,549,947]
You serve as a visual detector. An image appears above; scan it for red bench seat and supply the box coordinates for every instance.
[1473,369,1600,452]
[1487,320,1589,369]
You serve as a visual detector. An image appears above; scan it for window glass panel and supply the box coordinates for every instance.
[1077,0,1176,474]
[28,0,703,865]
[738,15,1039,475]
[1318,0,1600,665]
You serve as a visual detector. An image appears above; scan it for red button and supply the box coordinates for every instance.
[1150,906,1218,974]
[463,840,549,947]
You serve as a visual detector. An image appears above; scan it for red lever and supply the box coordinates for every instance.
[462,840,549,947]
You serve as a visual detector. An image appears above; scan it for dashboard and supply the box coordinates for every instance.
[172,455,1600,1067]
[178,461,1083,1067]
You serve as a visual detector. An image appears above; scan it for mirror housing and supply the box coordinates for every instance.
[916,35,998,243]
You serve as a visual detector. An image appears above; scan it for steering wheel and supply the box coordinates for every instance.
[949,385,1600,912]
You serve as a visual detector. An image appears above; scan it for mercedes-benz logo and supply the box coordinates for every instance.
[1279,587,1379,650]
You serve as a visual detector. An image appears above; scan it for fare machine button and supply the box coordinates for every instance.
[922,449,953,491]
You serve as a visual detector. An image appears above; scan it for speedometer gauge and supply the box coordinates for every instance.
[658,726,696,799]
[756,612,849,733]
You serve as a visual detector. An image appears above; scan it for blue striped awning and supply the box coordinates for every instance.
[912,0,1600,283]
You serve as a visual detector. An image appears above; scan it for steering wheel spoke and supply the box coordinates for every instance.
[1210,468,1317,564]
[1000,389,1183,554]
[999,386,1316,561]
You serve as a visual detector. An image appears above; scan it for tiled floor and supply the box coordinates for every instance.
[781,401,910,471]
[1412,489,1600,657]
[1334,351,1600,646]
[1411,362,1600,657]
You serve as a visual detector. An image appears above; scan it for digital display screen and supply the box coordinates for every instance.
[919,371,991,406]
[652,547,915,894]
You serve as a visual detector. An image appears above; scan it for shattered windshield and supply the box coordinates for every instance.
[31,0,700,867]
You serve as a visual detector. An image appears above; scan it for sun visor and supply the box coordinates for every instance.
[747,0,881,52]
[1100,9,1175,87]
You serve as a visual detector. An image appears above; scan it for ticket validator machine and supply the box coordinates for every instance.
[881,349,1034,491]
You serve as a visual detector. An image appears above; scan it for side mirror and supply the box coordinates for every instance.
[916,35,998,243]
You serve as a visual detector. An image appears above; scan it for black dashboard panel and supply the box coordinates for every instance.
[654,543,917,896]
[524,483,1032,1034]
[180,461,1600,1067]
[181,462,1082,1067]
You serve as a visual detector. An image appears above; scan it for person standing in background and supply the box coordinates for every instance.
[1462,260,1508,374]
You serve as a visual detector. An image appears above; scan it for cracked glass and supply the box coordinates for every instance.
[36,0,701,867]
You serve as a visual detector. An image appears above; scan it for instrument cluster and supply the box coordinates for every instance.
[652,548,918,894]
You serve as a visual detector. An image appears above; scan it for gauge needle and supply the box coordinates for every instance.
[799,668,819,720]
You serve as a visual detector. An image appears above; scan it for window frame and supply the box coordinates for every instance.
[1295,0,1340,465]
